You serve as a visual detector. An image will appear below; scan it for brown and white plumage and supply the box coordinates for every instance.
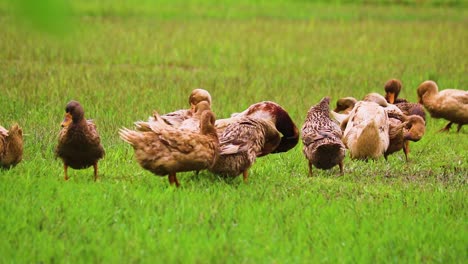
[155,88,212,127]
[417,80,468,132]
[55,101,105,181]
[0,124,23,169]
[302,97,345,175]
[215,101,299,156]
[209,117,280,181]
[385,112,426,161]
[120,110,219,187]
[342,95,390,160]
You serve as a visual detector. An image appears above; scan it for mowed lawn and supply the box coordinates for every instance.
[0,1,467,263]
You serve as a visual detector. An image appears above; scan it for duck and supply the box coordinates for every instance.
[178,101,212,132]
[209,117,280,182]
[0,124,23,169]
[385,112,426,161]
[333,97,357,114]
[417,80,468,132]
[55,101,105,181]
[302,97,345,175]
[384,78,426,121]
[215,101,299,156]
[156,88,212,127]
[342,94,390,160]
[120,110,219,187]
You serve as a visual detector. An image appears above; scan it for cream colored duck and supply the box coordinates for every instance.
[0,124,23,169]
[417,80,468,132]
[215,101,299,156]
[120,110,219,187]
[302,97,345,175]
[209,117,280,182]
[154,88,212,127]
[342,94,390,160]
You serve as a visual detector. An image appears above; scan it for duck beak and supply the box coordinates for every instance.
[386,92,395,104]
[61,113,72,127]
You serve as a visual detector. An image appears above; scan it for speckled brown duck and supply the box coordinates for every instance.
[384,79,426,121]
[417,80,467,132]
[385,112,426,161]
[209,116,280,182]
[0,124,23,169]
[120,110,219,187]
[302,97,345,175]
[55,101,105,181]
[215,101,299,155]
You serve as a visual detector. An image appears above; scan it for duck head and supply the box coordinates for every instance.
[363,93,388,107]
[403,115,426,142]
[417,80,438,104]
[61,100,85,127]
[193,101,212,116]
[7,124,23,140]
[384,79,402,104]
[200,110,217,137]
[334,97,357,113]
[189,89,212,112]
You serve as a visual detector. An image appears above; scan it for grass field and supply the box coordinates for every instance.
[1,1,467,263]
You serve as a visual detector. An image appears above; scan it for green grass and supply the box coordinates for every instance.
[0,1,467,263]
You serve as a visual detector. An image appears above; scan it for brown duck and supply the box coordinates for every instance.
[302,97,345,175]
[209,116,280,182]
[384,78,426,121]
[417,80,467,132]
[56,101,105,181]
[0,124,23,169]
[157,88,212,127]
[215,101,299,155]
[385,112,426,161]
[334,97,357,114]
[120,110,219,187]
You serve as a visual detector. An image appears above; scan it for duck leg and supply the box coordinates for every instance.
[168,173,180,187]
[308,161,313,176]
[338,161,344,176]
[403,141,410,162]
[93,162,98,181]
[438,122,452,132]
[456,124,463,133]
[242,170,249,183]
[63,164,69,180]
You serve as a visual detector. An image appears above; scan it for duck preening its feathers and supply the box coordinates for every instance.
[417,80,467,132]
[209,116,281,181]
[302,97,345,175]
[120,110,219,187]
[0,124,23,169]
